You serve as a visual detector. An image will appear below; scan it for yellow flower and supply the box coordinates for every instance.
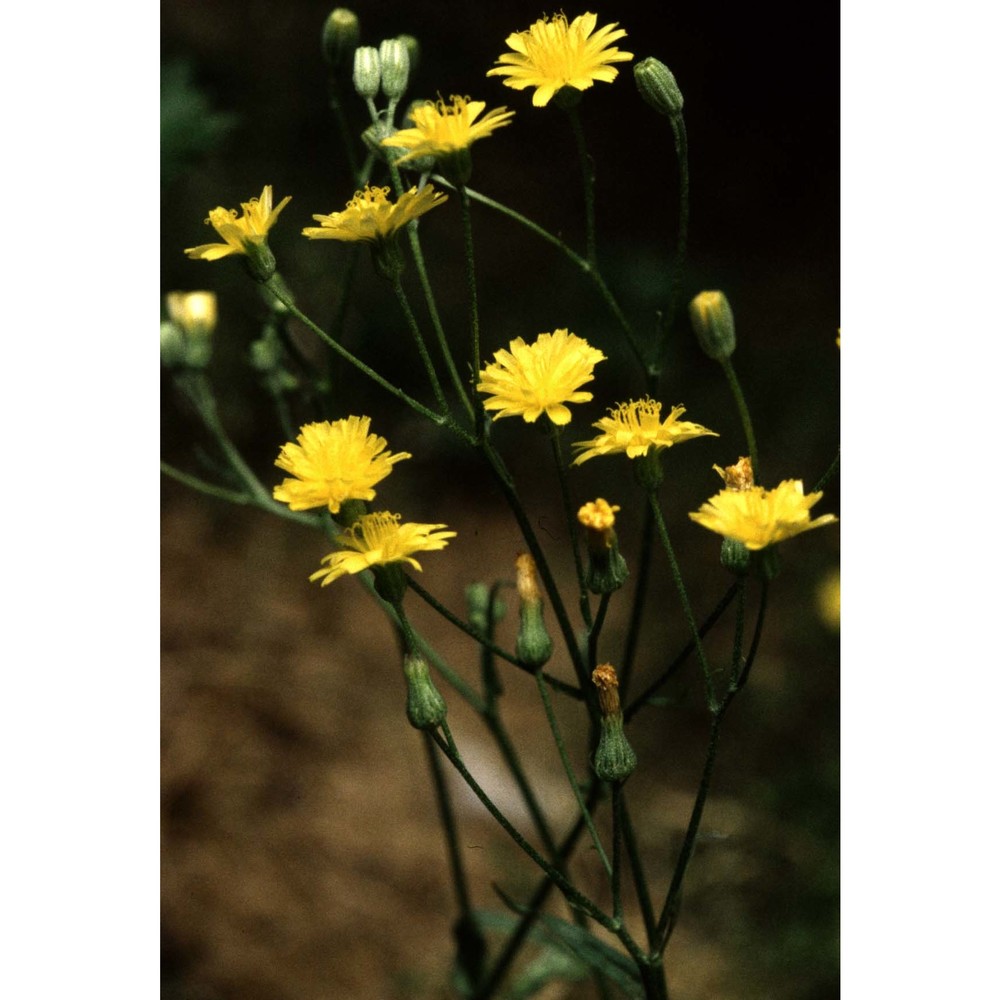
[487,12,633,108]
[688,480,838,551]
[302,184,447,242]
[165,291,217,337]
[477,329,606,425]
[572,398,718,465]
[309,512,456,585]
[382,95,515,164]
[578,498,619,533]
[273,417,411,513]
[185,185,292,260]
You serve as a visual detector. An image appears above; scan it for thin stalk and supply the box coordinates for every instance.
[459,185,484,438]
[432,722,614,931]
[729,580,768,698]
[728,579,748,689]
[550,428,592,628]
[534,671,612,878]
[625,583,740,722]
[656,115,690,370]
[161,461,254,508]
[812,450,841,494]
[611,784,625,921]
[263,276,466,435]
[719,357,760,484]
[620,506,655,698]
[587,593,611,673]
[647,492,718,713]
[404,574,583,700]
[566,104,597,265]
[391,276,449,415]
[438,180,648,376]
[620,797,658,949]
[326,75,360,183]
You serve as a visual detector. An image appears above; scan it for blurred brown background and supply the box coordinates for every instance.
[161,2,839,997]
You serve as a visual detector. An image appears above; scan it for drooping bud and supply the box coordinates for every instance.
[378,38,410,100]
[577,499,629,594]
[514,553,553,668]
[321,8,360,70]
[634,57,684,118]
[352,46,381,99]
[591,664,637,783]
[689,290,736,361]
[403,652,447,730]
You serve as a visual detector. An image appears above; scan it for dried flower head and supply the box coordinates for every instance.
[714,456,755,492]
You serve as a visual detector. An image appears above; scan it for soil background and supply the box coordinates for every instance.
[162,2,840,996]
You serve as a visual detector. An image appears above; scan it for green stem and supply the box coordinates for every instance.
[587,593,611,673]
[611,783,625,921]
[459,186,484,438]
[729,579,747,689]
[391,277,449,415]
[534,671,611,878]
[621,798,658,948]
[263,276,465,436]
[656,115,689,370]
[550,427,591,628]
[812,450,841,494]
[620,506,655,699]
[647,492,718,713]
[440,181,648,376]
[566,104,597,265]
[719,357,760,484]
[727,580,769,700]
[160,461,254,508]
[432,722,614,931]
[326,75,360,183]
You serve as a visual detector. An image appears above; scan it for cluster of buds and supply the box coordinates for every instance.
[352,36,417,102]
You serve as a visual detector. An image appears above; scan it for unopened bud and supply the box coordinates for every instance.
[378,38,410,100]
[465,582,506,637]
[162,291,217,368]
[353,46,381,99]
[397,34,420,75]
[403,653,447,729]
[321,8,360,70]
[578,499,629,594]
[634,57,684,117]
[592,665,637,782]
[515,553,552,668]
[689,290,736,361]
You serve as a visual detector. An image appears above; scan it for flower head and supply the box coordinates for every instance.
[382,95,515,164]
[273,417,411,513]
[477,329,606,425]
[572,398,718,465]
[184,185,291,261]
[689,479,838,551]
[487,12,633,108]
[165,291,217,338]
[302,184,447,243]
[309,512,456,585]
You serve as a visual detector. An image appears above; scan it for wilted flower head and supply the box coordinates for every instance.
[572,398,717,465]
[689,479,838,551]
[302,184,447,243]
[487,12,633,107]
[477,329,606,425]
[309,511,456,585]
[184,185,291,261]
[273,417,410,513]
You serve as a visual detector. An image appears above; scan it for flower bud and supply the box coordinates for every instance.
[634,57,684,117]
[689,290,736,361]
[352,46,381,99]
[162,291,217,368]
[378,38,410,100]
[578,499,629,594]
[514,553,553,668]
[396,34,420,75]
[160,321,186,369]
[720,537,750,576]
[321,8,360,70]
[403,653,447,730]
[591,665,637,783]
[465,582,506,637]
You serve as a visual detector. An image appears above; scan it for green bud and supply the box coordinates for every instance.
[160,321,186,369]
[586,543,630,595]
[321,8,360,70]
[720,537,751,576]
[689,290,736,361]
[378,38,410,100]
[594,715,637,783]
[241,238,277,284]
[396,34,420,75]
[403,653,447,730]
[352,45,381,99]
[465,582,506,636]
[249,334,282,373]
[634,57,684,117]
[515,603,553,668]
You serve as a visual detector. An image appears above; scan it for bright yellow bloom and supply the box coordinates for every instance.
[578,498,619,533]
[302,184,447,242]
[688,480,838,551]
[185,185,292,260]
[382,95,515,163]
[309,511,456,585]
[477,330,606,425]
[273,417,411,513]
[572,398,718,465]
[487,12,633,108]
[165,291,217,337]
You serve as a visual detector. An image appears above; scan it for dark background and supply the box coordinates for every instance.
[162,2,839,997]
